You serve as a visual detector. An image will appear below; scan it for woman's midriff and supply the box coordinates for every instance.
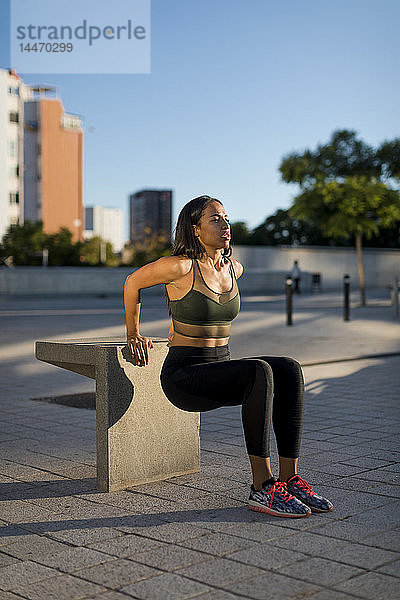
[168,331,230,348]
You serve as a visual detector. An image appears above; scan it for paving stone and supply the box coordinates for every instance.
[12,573,107,599]
[0,499,61,523]
[333,572,399,599]
[218,521,293,544]
[194,591,244,600]
[0,559,58,591]
[344,501,400,530]
[227,543,308,570]
[221,569,320,599]
[305,590,364,600]
[0,524,33,547]
[87,533,166,558]
[178,530,255,557]
[360,528,400,551]
[0,591,24,600]
[85,592,132,600]
[35,546,111,573]
[115,520,210,544]
[121,571,211,599]
[309,521,387,543]
[1,534,71,561]
[275,556,365,585]
[376,559,400,578]
[0,552,21,568]
[131,543,211,571]
[42,524,127,546]
[76,557,159,588]
[176,556,264,586]
[273,532,399,569]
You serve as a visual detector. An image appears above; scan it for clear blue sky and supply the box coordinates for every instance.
[1,0,399,240]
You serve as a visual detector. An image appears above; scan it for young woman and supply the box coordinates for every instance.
[124,195,333,518]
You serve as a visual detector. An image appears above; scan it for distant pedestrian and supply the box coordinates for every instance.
[291,260,301,294]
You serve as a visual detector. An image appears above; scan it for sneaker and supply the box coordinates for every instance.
[286,475,333,513]
[249,478,311,518]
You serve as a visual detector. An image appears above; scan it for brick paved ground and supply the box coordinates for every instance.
[0,292,399,599]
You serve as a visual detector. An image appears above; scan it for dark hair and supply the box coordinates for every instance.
[171,195,232,259]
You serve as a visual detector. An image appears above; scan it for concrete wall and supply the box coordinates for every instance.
[232,246,400,290]
[0,246,398,295]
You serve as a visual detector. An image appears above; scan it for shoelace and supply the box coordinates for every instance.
[291,476,315,497]
[267,481,295,506]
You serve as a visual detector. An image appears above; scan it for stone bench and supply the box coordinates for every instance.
[35,338,200,492]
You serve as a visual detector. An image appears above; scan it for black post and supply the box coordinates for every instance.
[286,275,293,326]
[343,274,350,321]
[394,277,399,319]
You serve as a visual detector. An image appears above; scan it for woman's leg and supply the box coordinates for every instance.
[243,355,304,480]
[161,357,275,487]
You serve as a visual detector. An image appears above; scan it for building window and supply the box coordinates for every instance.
[8,86,19,96]
[9,112,19,123]
[9,192,20,205]
[9,165,19,177]
[8,140,18,158]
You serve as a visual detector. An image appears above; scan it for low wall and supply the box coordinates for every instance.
[0,245,398,295]
[233,246,400,290]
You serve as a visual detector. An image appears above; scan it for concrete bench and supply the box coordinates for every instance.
[35,338,200,492]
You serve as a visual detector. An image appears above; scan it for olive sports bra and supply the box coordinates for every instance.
[167,258,240,339]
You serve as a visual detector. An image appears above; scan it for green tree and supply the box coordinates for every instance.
[280,130,400,305]
[80,236,116,266]
[248,209,338,246]
[0,221,47,265]
[230,221,251,245]
[46,227,81,266]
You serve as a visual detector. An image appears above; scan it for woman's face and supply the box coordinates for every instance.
[194,201,231,250]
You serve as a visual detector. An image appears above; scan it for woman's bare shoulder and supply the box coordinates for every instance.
[157,255,192,279]
[125,255,192,289]
[230,257,244,278]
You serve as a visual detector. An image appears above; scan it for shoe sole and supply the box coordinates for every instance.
[248,502,311,518]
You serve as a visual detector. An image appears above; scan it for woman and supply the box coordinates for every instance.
[124,195,333,518]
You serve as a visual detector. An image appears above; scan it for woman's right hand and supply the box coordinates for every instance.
[127,334,154,366]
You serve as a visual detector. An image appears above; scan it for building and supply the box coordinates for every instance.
[24,90,83,243]
[0,68,84,243]
[129,189,172,246]
[0,69,33,240]
[84,205,124,253]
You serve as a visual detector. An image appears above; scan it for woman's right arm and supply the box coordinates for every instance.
[124,256,190,365]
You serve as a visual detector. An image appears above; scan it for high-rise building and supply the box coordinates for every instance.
[0,69,33,240]
[24,92,83,243]
[129,189,172,246]
[0,68,84,243]
[84,205,124,253]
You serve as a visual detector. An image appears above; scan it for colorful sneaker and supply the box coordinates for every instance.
[286,475,333,513]
[249,478,311,518]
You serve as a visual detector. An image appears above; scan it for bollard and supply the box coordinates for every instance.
[394,277,399,318]
[343,274,350,321]
[286,275,293,326]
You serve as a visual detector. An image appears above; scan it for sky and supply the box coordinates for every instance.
[1,0,399,240]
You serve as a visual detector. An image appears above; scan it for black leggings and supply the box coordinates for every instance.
[160,345,304,459]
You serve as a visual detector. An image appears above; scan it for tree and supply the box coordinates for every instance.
[280,130,400,305]
[231,221,251,245]
[248,209,337,246]
[0,221,47,265]
[80,236,116,266]
[0,222,82,266]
